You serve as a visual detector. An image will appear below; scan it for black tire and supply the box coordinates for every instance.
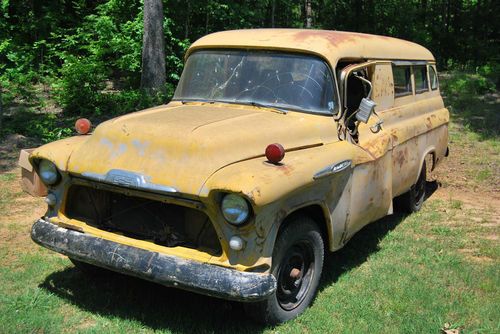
[397,161,426,213]
[69,258,108,276]
[244,215,324,324]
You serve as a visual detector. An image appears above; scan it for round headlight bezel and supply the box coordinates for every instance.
[38,159,60,185]
[221,194,251,226]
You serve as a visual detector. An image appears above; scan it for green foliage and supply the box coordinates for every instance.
[440,68,499,140]
[0,0,187,121]
[54,56,108,115]
[26,113,74,143]
[0,0,498,141]
[444,72,495,97]
[1,111,74,144]
[477,63,500,88]
[91,86,174,116]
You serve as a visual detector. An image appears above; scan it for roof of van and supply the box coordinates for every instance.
[187,29,435,64]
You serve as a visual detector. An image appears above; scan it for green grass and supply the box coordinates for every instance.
[0,184,498,334]
[0,173,17,182]
[0,173,18,211]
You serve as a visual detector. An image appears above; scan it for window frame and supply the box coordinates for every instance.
[392,64,413,98]
[413,65,430,94]
[429,65,439,91]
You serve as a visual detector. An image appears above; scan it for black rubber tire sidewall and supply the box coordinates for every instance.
[398,161,427,213]
[245,216,324,324]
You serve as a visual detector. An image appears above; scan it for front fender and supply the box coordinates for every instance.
[201,141,369,261]
[200,141,367,206]
[29,136,91,171]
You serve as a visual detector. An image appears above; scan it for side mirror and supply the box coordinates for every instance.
[356,97,376,123]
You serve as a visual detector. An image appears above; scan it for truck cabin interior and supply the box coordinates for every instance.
[337,61,372,141]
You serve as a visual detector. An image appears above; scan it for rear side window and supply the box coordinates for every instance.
[429,66,439,90]
[414,65,429,93]
[392,65,412,97]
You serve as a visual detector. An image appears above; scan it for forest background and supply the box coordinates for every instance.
[0,0,498,140]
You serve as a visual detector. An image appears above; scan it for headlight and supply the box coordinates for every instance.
[221,194,250,225]
[38,160,60,185]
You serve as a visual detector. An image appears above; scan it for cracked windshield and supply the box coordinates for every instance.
[174,50,336,114]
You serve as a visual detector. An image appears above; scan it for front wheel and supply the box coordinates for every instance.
[245,216,324,324]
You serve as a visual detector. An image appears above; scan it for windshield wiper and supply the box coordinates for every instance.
[244,101,288,114]
[176,99,289,114]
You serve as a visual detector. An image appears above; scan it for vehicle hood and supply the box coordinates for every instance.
[67,103,337,195]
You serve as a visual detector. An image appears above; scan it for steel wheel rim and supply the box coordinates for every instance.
[276,240,315,311]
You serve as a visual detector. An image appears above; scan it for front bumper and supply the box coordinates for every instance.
[31,219,276,301]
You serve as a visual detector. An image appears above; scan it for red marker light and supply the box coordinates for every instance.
[75,118,91,135]
[265,143,285,164]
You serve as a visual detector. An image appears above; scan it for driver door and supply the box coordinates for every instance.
[339,62,394,238]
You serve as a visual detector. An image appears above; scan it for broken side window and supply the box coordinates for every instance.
[392,65,412,97]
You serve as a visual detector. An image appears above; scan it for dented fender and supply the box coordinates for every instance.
[200,141,372,264]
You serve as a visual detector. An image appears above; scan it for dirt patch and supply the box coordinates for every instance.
[427,127,499,229]
[0,134,41,172]
[430,188,500,214]
[484,234,498,241]
[431,125,499,195]
[0,163,46,263]
[458,248,494,263]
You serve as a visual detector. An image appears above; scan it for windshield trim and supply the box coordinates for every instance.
[174,49,339,116]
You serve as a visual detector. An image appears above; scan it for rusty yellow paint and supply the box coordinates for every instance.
[61,103,338,195]
[370,63,395,110]
[188,29,435,66]
[29,135,89,171]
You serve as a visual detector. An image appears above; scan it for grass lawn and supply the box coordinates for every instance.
[0,86,498,333]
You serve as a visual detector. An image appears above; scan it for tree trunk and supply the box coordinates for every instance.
[271,0,275,28]
[205,7,209,34]
[141,0,166,92]
[0,87,3,132]
[305,0,312,28]
[185,0,191,39]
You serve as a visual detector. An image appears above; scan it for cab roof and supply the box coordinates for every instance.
[187,29,435,65]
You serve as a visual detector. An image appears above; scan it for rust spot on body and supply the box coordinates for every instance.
[292,30,358,44]
[278,164,295,176]
[425,117,433,129]
[391,132,399,144]
[395,147,408,169]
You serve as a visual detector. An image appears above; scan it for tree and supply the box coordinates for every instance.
[141,0,166,92]
[305,0,312,28]
[0,86,3,132]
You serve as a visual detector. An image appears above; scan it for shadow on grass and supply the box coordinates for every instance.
[39,182,438,332]
[40,268,265,333]
[319,180,438,291]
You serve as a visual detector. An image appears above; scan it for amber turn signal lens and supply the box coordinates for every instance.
[265,143,285,164]
[75,118,91,135]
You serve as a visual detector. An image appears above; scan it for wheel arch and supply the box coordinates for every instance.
[277,203,332,252]
[415,146,435,184]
